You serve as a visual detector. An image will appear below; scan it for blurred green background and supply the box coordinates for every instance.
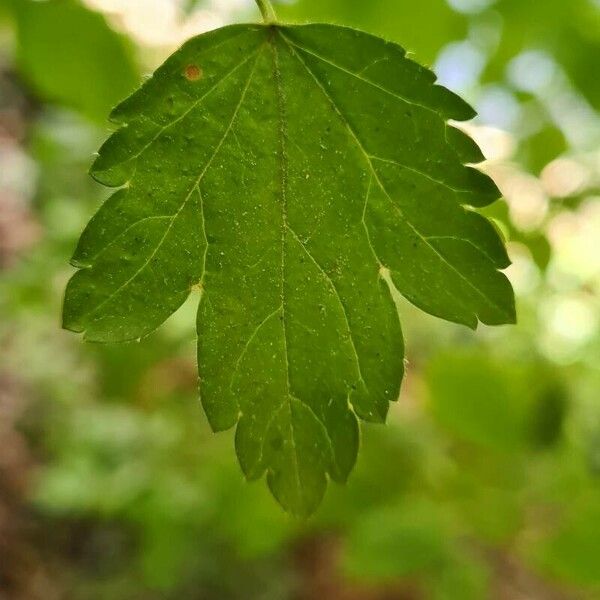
[1,0,599,598]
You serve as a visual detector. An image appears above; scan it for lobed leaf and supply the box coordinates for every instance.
[64,23,515,516]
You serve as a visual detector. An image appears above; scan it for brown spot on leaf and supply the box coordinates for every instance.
[184,64,202,81]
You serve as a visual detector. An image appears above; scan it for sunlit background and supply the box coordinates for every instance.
[1,0,599,598]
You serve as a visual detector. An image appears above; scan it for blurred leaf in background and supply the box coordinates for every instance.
[425,351,565,452]
[6,0,139,121]
[276,0,467,64]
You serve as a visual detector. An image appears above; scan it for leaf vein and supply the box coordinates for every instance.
[102,44,263,183]
[229,305,283,393]
[368,155,473,195]
[279,34,510,322]
[82,47,264,325]
[286,225,367,391]
[272,37,304,504]
[282,33,439,116]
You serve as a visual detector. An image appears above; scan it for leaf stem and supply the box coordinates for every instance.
[255,0,277,23]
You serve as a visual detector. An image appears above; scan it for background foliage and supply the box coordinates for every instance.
[1,0,599,598]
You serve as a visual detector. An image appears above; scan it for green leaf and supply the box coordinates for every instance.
[63,23,515,516]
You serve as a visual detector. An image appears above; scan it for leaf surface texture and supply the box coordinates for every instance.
[64,24,515,516]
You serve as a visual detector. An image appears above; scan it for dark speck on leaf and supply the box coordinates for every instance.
[184,64,202,81]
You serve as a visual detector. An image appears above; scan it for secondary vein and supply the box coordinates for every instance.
[83,47,265,325]
[279,33,511,322]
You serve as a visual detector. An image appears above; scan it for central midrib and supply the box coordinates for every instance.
[271,34,304,506]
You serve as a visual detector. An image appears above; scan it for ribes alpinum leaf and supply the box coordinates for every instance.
[63,23,515,516]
